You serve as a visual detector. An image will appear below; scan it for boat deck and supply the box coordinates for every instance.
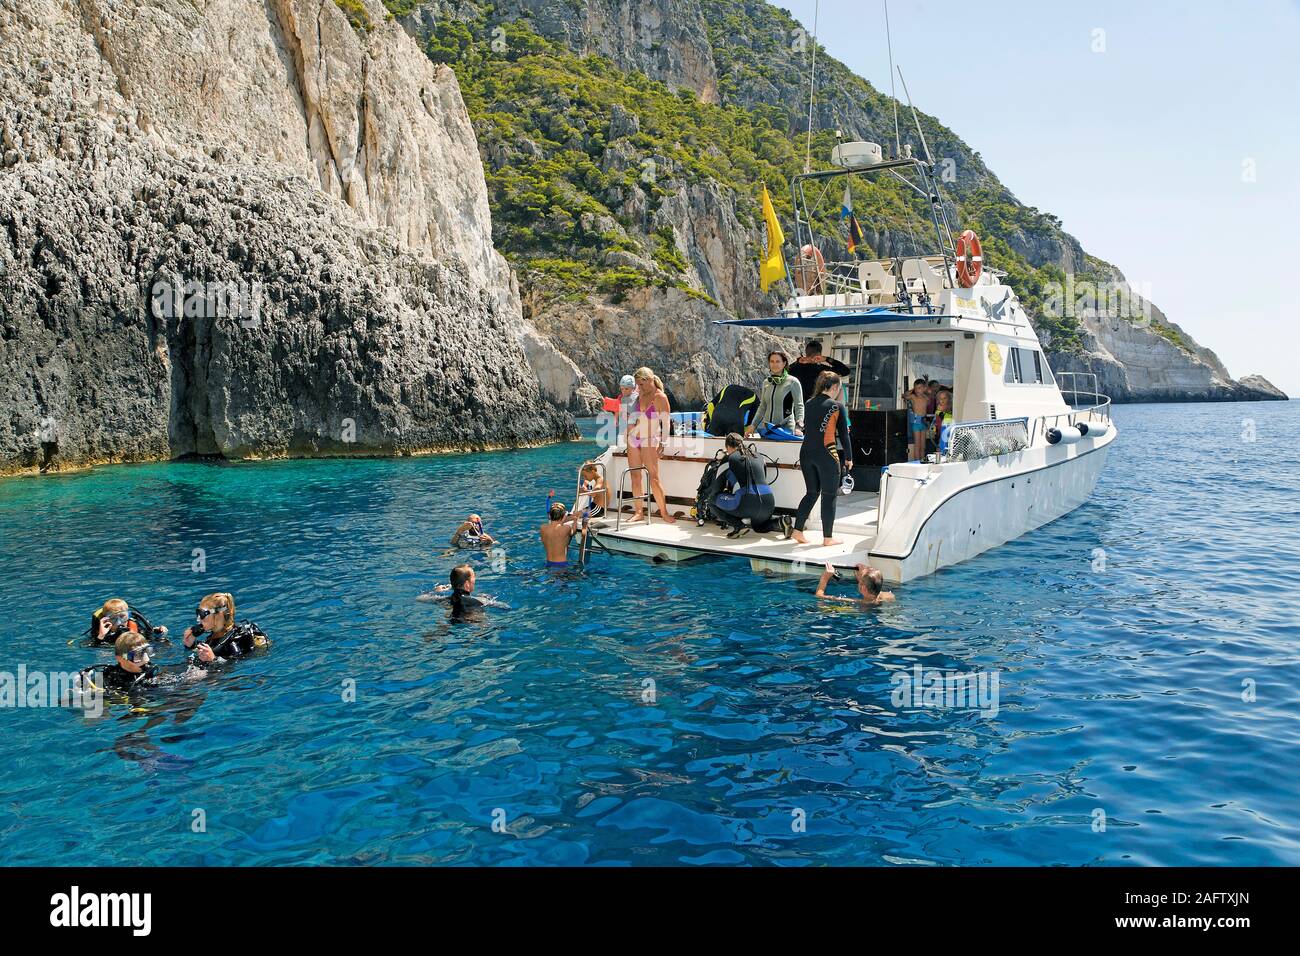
[591,491,881,573]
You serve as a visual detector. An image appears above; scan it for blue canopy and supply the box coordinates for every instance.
[714,307,959,331]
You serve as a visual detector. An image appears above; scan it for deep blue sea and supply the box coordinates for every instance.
[0,401,1296,866]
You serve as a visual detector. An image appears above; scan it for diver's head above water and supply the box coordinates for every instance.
[193,592,235,638]
[93,598,132,641]
[450,563,475,596]
[114,631,152,674]
[548,502,567,522]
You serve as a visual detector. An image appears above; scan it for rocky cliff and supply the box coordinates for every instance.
[0,0,575,476]
[395,0,1285,407]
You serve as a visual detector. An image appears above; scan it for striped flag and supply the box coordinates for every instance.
[841,183,864,256]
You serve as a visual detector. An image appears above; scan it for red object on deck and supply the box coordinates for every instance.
[602,396,621,413]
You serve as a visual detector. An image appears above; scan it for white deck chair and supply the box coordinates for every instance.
[901,258,943,301]
[857,260,896,304]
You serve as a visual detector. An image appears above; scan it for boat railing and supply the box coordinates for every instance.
[614,465,652,531]
[942,417,1030,463]
[574,459,608,519]
[1029,372,1112,444]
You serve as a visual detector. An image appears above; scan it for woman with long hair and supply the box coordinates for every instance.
[626,367,676,524]
[792,371,853,547]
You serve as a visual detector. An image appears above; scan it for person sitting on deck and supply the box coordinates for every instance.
[707,433,790,539]
[931,388,954,452]
[815,562,896,607]
[573,463,607,520]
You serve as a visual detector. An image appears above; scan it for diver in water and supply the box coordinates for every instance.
[449,514,496,549]
[87,598,169,645]
[181,592,269,667]
[815,562,896,607]
[81,631,160,694]
[707,433,788,539]
[421,564,510,619]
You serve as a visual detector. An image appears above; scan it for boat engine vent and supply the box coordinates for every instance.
[988,404,997,420]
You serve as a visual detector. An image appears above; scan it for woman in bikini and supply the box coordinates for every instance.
[626,367,676,524]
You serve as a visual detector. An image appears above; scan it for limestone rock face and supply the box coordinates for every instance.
[528,286,790,408]
[0,0,573,475]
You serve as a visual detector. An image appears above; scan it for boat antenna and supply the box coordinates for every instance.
[896,66,932,165]
[804,0,819,173]
[898,65,958,259]
[885,0,901,159]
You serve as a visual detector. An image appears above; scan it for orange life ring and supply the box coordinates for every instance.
[792,244,827,294]
[955,229,982,287]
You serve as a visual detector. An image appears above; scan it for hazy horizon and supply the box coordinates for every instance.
[779,0,1299,397]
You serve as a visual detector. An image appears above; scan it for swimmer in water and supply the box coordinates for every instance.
[181,592,270,667]
[87,598,168,645]
[540,501,586,568]
[80,631,160,694]
[449,514,496,549]
[420,564,509,617]
[815,562,896,607]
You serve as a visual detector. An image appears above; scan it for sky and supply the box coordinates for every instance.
[778,0,1300,395]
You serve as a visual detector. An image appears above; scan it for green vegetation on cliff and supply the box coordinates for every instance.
[417,5,1096,350]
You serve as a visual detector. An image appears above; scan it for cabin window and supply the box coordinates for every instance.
[836,344,898,409]
[1005,348,1050,385]
[1003,349,1022,384]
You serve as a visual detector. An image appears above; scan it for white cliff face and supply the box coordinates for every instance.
[0,0,573,474]
[73,0,518,310]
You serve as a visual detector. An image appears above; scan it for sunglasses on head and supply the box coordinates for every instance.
[195,605,227,620]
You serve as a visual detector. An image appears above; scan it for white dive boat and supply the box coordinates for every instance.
[581,144,1115,583]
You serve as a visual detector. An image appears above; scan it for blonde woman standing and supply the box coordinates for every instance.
[626,367,676,524]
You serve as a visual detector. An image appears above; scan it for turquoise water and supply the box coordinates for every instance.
[0,402,1296,866]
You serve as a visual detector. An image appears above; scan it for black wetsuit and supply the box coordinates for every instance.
[710,451,776,532]
[93,663,158,693]
[88,608,165,644]
[796,393,852,538]
[189,621,268,666]
[790,356,851,400]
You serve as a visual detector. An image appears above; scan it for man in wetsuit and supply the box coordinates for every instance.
[708,433,785,538]
[791,340,851,400]
[420,564,510,620]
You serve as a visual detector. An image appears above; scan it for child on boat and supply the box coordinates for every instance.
[902,380,931,461]
[573,463,607,520]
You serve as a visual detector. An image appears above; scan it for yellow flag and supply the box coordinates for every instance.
[759,184,786,292]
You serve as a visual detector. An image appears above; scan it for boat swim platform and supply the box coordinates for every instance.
[590,492,881,575]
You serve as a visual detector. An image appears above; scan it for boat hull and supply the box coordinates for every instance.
[871,429,1114,582]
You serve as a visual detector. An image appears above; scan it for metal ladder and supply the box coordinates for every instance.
[573,460,611,565]
[614,465,652,531]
